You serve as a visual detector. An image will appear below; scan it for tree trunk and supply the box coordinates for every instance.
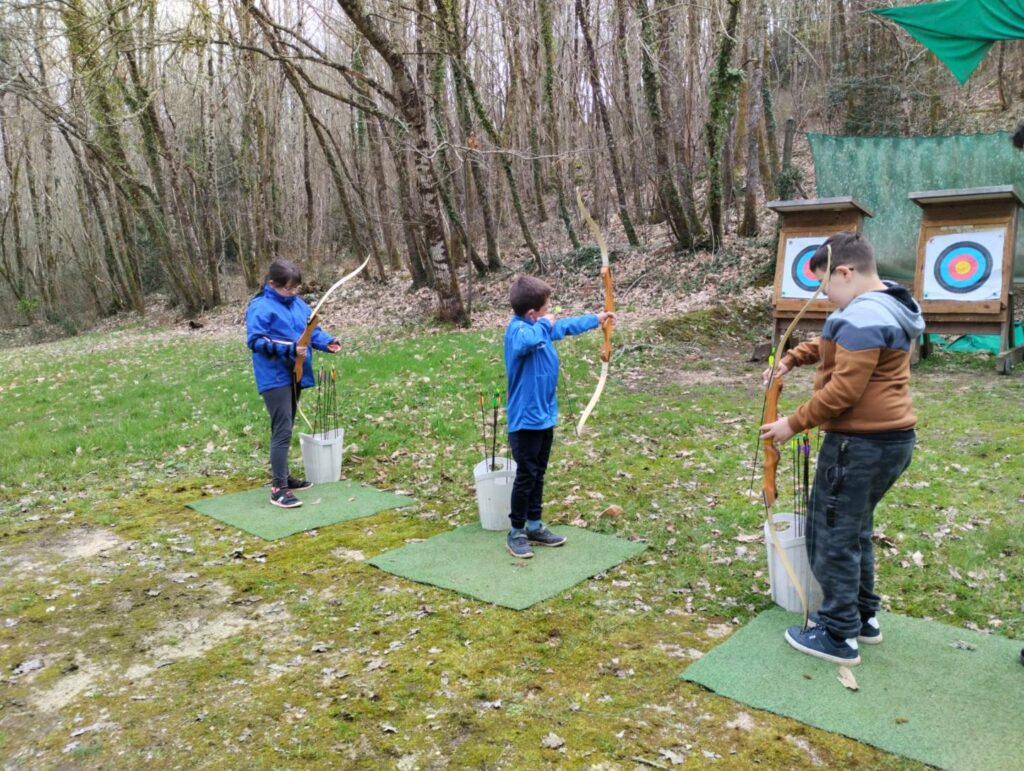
[367,118,402,271]
[428,42,487,276]
[539,0,580,249]
[634,0,698,249]
[761,46,780,191]
[458,51,545,270]
[380,119,431,287]
[335,0,467,324]
[740,14,765,237]
[576,0,639,246]
[437,0,502,270]
[705,0,742,247]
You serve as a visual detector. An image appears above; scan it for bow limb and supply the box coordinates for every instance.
[763,376,810,625]
[756,245,829,495]
[291,256,371,387]
[766,244,831,388]
[758,245,831,627]
[575,189,614,436]
[575,362,608,437]
[310,255,371,319]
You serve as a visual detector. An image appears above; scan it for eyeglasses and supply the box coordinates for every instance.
[820,266,854,292]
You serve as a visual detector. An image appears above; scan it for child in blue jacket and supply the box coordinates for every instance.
[246,260,341,508]
[503,275,615,558]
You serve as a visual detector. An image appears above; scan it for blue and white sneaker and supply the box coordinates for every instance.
[526,525,566,547]
[785,624,861,665]
[858,616,882,644]
[809,613,883,645]
[506,531,534,559]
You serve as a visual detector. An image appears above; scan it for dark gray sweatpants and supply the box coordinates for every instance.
[262,385,299,489]
[807,431,916,639]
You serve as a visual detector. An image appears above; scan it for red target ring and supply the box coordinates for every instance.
[790,245,823,293]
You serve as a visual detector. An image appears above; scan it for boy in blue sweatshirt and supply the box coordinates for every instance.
[503,276,616,558]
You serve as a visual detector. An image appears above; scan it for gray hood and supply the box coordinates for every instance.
[848,281,925,339]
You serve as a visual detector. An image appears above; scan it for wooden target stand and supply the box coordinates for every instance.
[910,186,1024,375]
[764,197,873,351]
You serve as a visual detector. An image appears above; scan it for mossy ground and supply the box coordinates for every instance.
[0,310,1021,768]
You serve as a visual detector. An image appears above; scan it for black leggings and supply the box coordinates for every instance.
[262,385,300,488]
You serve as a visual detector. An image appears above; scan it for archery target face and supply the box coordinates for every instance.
[923,229,1003,301]
[780,237,825,299]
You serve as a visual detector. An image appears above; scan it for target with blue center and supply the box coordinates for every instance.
[933,241,993,294]
[790,245,822,293]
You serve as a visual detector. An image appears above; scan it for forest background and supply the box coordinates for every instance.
[3,2,1024,766]
[1,0,1022,336]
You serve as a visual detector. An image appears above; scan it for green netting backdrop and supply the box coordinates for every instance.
[807,132,1024,282]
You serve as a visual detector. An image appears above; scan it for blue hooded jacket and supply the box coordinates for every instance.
[245,285,335,394]
[504,314,599,432]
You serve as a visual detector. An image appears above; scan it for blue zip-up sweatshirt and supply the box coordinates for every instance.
[504,314,600,432]
[245,286,335,394]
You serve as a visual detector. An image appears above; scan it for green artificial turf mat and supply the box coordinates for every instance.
[682,606,1024,770]
[186,480,415,539]
[368,524,645,610]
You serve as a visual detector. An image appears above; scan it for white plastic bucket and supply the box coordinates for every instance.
[765,512,823,613]
[299,429,344,484]
[473,457,516,531]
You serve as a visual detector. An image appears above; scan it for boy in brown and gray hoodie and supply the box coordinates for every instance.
[760,231,925,665]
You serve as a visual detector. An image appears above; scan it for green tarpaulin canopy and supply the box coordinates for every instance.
[873,0,1024,84]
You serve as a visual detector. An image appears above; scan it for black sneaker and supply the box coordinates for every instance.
[785,624,861,665]
[287,476,313,491]
[506,531,534,559]
[526,525,566,547]
[270,487,302,508]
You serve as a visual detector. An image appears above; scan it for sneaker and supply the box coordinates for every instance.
[287,476,313,491]
[858,616,883,644]
[809,613,882,645]
[270,487,302,508]
[785,624,861,665]
[506,531,534,559]
[526,525,566,547]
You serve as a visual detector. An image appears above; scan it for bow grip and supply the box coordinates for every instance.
[761,378,783,506]
[600,266,614,362]
[292,312,318,383]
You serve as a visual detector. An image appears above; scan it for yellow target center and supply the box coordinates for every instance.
[954,260,971,276]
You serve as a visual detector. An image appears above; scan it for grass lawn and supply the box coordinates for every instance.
[1,309,1021,768]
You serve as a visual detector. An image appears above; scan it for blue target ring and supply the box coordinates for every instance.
[790,245,823,293]
[934,241,992,294]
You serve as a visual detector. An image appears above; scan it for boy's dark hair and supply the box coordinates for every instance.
[509,275,553,316]
[809,231,876,274]
[1012,121,1024,150]
[263,259,303,289]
